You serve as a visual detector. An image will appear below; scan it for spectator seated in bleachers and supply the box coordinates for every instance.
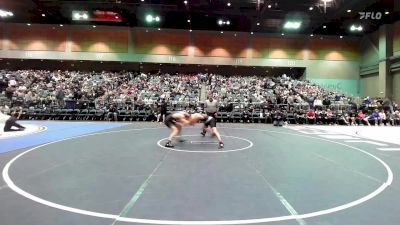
[0,69,398,126]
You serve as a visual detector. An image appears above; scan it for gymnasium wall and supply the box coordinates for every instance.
[71,28,128,53]
[359,22,400,100]
[392,60,400,103]
[0,23,3,50]
[393,22,400,102]
[394,22,400,56]
[0,23,360,95]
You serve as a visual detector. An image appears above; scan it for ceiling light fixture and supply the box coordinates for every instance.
[183,0,188,4]
[146,14,161,23]
[217,19,231,26]
[227,2,231,6]
[257,22,260,26]
[347,9,351,13]
[350,24,363,32]
[309,6,314,11]
[268,4,272,8]
[72,11,89,21]
[0,9,13,18]
[283,21,302,30]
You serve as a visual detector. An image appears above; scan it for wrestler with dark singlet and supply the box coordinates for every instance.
[189,113,224,149]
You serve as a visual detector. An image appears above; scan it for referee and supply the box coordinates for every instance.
[204,95,218,119]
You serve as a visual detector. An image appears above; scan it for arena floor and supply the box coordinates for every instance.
[1,121,400,225]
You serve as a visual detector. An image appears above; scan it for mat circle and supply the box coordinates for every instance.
[157,135,253,153]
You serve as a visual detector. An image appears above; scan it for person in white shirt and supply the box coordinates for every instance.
[378,110,387,126]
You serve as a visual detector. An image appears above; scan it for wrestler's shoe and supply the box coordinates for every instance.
[165,142,174,148]
[200,131,206,137]
[218,142,224,149]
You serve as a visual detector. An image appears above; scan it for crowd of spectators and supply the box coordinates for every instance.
[0,69,399,126]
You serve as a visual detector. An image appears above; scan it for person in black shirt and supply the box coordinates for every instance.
[273,109,284,126]
[158,99,168,123]
[107,104,118,121]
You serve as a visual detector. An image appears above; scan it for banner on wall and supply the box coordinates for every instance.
[308,79,360,97]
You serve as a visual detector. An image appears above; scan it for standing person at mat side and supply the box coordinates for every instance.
[164,112,191,148]
[190,113,224,149]
[204,96,218,119]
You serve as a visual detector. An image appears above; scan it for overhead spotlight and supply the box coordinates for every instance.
[189,29,192,32]
[257,22,260,26]
[183,0,188,4]
[146,14,161,23]
[340,36,343,38]
[60,24,63,27]
[27,23,31,26]
[350,24,363,32]
[281,33,285,36]
[146,15,153,22]
[72,11,89,21]
[234,33,237,36]
[323,25,327,28]
[158,28,161,30]
[217,19,230,26]
[347,9,351,13]
[268,4,272,8]
[385,11,389,15]
[283,21,302,30]
[141,0,144,1]
[251,32,254,35]
[92,25,96,28]
[0,9,13,18]
[227,2,231,6]
[310,34,314,37]
[187,19,190,23]
[220,31,224,34]
[309,6,314,11]
[41,13,46,17]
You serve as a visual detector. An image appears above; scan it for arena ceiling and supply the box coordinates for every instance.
[0,0,398,36]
